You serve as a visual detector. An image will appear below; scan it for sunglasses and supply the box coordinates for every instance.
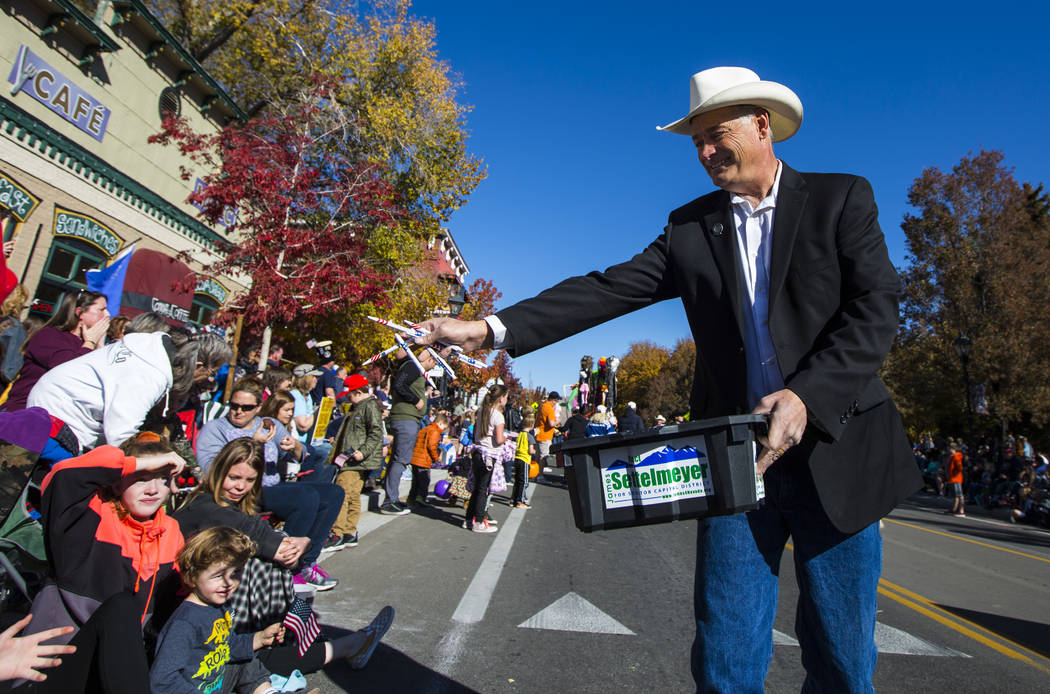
[228,402,259,412]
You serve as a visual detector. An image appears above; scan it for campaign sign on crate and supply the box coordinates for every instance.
[599,442,714,510]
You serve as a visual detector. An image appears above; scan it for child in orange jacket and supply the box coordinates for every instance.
[407,412,448,508]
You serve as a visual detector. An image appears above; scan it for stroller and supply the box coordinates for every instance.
[0,408,52,618]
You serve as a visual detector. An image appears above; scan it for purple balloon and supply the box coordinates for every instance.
[434,479,451,499]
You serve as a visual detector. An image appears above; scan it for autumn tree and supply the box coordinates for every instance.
[148,0,484,365]
[885,150,1050,437]
[146,0,483,239]
[646,338,695,421]
[615,341,671,421]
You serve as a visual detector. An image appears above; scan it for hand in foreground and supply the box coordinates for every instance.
[0,615,76,683]
[751,388,807,475]
[253,623,285,650]
[3,240,14,258]
[278,435,297,452]
[416,317,492,352]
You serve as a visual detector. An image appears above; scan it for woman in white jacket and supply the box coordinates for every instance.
[27,331,231,458]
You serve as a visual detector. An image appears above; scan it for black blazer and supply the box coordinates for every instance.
[498,163,920,533]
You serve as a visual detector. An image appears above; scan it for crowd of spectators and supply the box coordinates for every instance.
[0,281,682,690]
[915,433,1050,525]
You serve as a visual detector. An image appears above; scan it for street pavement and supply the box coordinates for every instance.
[305,472,1050,693]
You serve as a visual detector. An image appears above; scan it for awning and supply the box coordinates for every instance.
[120,248,194,324]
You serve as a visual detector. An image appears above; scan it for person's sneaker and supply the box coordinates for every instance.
[348,606,395,670]
[299,563,338,591]
[483,512,498,525]
[344,532,359,546]
[321,532,348,553]
[379,502,410,516]
[412,497,431,508]
[514,502,531,509]
[472,519,497,534]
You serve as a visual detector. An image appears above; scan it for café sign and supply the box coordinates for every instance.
[8,45,111,142]
[0,171,41,222]
[53,206,122,256]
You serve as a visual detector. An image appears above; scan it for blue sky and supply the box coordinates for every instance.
[411,0,1049,393]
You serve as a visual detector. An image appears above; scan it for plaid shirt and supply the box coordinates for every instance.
[227,556,296,633]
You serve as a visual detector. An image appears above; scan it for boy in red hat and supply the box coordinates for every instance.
[325,373,383,549]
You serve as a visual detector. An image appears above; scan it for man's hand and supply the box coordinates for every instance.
[416,318,492,352]
[751,389,807,475]
[0,615,76,682]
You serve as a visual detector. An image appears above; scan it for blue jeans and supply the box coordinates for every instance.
[261,481,345,567]
[302,441,335,483]
[692,457,881,694]
[385,419,420,505]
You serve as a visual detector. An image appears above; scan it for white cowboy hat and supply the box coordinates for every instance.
[657,66,803,142]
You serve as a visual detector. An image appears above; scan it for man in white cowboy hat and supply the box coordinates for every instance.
[421,66,919,692]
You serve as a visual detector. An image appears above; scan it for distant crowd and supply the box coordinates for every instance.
[915,432,1050,525]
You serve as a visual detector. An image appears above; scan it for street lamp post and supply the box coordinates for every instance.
[953,334,974,444]
[448,284,467,318]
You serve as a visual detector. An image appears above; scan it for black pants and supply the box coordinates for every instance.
[512,458,528,504]
[257,636,327,676]
[465,450,493,525]
[409,465,431,502]
[16,593,149,694]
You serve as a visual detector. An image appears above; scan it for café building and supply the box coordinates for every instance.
[1,0,246,326]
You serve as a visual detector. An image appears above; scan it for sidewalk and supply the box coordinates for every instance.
[906,491,1027,525]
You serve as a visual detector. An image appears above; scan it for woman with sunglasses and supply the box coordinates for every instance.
[3,291,110,412]
[194,377,344,591]
[17,432,186,693]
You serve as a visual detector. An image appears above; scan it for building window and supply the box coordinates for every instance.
[190,293,220,326]
[29,239,106,318]
[2,212,20,243]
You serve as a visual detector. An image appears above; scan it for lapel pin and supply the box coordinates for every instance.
[711,222,724,236]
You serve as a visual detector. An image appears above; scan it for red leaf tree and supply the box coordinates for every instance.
[149,78,406,362]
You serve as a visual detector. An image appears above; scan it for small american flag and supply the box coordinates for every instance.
[282,595,321,657]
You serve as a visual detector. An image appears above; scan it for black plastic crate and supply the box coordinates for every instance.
[556,414,767,532]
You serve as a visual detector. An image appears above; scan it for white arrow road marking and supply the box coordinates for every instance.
[773,624,969,657]
[773,629,800,646]
[519,592,635,635]
[874,622,971,657]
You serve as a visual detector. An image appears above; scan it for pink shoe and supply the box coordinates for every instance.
[472,519,497,534]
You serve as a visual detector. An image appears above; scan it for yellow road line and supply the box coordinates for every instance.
[784,539,1050,671]
[877,581,1050,674]
[883,517,1050,564]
